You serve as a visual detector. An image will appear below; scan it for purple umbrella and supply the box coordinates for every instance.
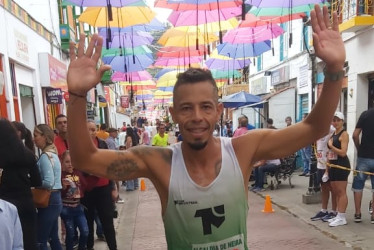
[111,71,153,81]
[108,55,153,73]
[99,29,154,48]
[246,0,326,8]
[217,40,271,58]
[223,24,284,44]
[154,56,202,67]
[167,0,233,4]
[205,57,250,70]
[168,7,241,26]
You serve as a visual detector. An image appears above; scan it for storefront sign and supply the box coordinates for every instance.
[104,86,111,105]
[120,95,130,108]
[14,29,29,63]
[271,66,289,86]
[46,88,62,104]
[250,77,267,95]
[39,53,67,91]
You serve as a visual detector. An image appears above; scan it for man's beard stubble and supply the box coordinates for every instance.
[187,141,208,151]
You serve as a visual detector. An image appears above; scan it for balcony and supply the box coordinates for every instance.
[59,24,76,51]
[223,83,249,96]
[331,0,374,32]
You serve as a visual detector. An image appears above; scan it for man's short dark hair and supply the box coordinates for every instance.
[173,68,218,104]
[267,118,273,125]
[100,124,107,130]
[55,114,67,124]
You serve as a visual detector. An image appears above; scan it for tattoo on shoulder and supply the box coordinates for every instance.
[131,146,172,165]
[155,148,173,165]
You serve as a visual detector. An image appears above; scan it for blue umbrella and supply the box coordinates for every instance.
[155,69,177,79]
[107,55,153,73]
[221,91,263,108]
[217,40,272,58]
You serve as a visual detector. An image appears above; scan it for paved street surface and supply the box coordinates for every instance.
[92,173,374,250]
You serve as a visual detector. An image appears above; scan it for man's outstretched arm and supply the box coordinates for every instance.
[238,5,347,164]
[66,34,151,180]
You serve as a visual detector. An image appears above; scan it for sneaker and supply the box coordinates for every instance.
[354,213,362,223]
[117,198,125,204]
[369,200,373,215]
[97,234,106,241]
[253,187,266,192]
[322,212,336,222]
[329,217,347,227]
[311,211,328,221]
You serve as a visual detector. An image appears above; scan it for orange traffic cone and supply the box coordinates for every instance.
[262,195,274,213]
[140,179,146,191]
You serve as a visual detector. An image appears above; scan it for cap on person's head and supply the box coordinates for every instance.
[108,128,118,133]
[334,111,344,120]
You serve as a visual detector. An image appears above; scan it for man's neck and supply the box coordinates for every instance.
[59,132,67,140]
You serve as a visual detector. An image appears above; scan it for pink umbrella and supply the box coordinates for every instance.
[154,0,242,11]
[111,71,152,81]
[239,13,306,28]
[168,7,241,26]
[157,49,204,58]
[223,24,284,44]
[154,56,202,67]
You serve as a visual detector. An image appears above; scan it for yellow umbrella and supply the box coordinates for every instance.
[119,80,156,86]
[175,18,238,34]
[154,90,173,98]
[79,6,156,27]
[158,28,218,47]
[156,71,180,87]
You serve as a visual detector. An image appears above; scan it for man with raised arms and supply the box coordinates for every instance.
[67,5,346,250]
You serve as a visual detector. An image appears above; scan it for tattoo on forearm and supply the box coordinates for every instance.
[215,159,222,177]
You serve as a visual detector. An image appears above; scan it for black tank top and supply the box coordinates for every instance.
[330,129,350,168]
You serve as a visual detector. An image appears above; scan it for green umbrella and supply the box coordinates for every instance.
[211,69,242,79]
[101,45,152,57]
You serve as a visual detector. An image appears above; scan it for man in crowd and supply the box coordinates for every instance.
[152,123,169,147]
[0,198,23,250]
[352,108,374,223]
[66,6,345,248]
[54,114,69,160]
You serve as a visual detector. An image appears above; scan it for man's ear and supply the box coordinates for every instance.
[169,106,175,122]
[216,102,224,121]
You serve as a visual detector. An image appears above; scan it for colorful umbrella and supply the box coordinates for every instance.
[111,70,152,81]
[217,40,272,58]
[247,0,327,8]
[154,68,177,79]
[239,13,306,28]
[211,69,242,79]
[102,46,152,57]
[205,52,251,70]
[98,28,154,43]
[155,0,242,11]
[221,90,263,108]
[107,55,153,73]
[157,71,179,87]
[167,0,234,4]
[154,56,203,67]
[79,6,155,28]
[158,28,218,47]
[168,7,241,26]
[223,24,284,44]
[65,0,146,7]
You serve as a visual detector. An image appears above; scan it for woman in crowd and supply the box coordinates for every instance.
[12,121,35,152]
[327,112,351,227]
[0,119,41,250]
[124,127,139,191]
[60,150,88,250]
[33,124,63,250]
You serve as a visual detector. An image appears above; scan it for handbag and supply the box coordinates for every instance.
[31,188,51,208]
[32,152,55,208]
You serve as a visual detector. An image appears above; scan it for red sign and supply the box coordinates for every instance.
[104,86,111,104]
[120,95,129,108]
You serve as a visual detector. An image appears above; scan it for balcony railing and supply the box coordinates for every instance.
[331,0,374,32]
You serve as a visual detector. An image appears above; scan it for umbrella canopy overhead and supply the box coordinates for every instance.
[167,0,234,4]
[102,46,152,57]
[174,17,238,33]
[221,91,263,108]
[111,70,152,81]
[239,13,305,28]
[107,54,153,73]
[158,28,218,47]
[168,7,241,26]
[205,57,250,70]
[155,0,242,11]
[217,40,272,58]
[154,56,202,67]
[249,3,327,16]
[247,0,327,8]
[211,69,242,79]
[79,6,155,28]
[223,24,284,44]
[65,0,146,7]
